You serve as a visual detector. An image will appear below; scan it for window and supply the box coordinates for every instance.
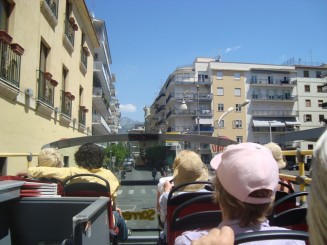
[217,87,224,96]
[198,74,208,82]
[304,85,310,92]
[304,114,312,122]
[0,0,10,31]
[303,70,309,77]
[316,71,322,78]
[235,104,241,112]
[236,136,243,143]
[318,100,323,107]
[319,114,325,122]
[305,99,311,107]
[217,71,223,80]
[218,119,224,128]
[251,75,257,83]
[268,76,273,84]
[233,120,242,128]
[308,144,313,150]
[234,88,241,96]
[317,85,323,92]
[218,103,224,111]
[234,73,240,80]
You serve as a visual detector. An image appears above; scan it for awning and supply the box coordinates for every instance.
[284,118,301,126]
[199,118,213,124]
[252,119,285,127]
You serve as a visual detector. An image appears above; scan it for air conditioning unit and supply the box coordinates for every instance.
[25,88,33,97]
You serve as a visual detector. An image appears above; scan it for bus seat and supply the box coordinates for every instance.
[270,207,308,231]
[167,192,219,245]
[62,174,114,231]
[234,230,309,244]
[269,191,309,231]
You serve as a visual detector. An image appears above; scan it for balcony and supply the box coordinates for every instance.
[92,114,111,135]
[78,108,87,130]
[0,32,24,100]
[251,110,298,117]
[63,18,75,54]
[36,71,57,115]
[94,61,110,93]
[80,46,89,75]
[251,93,296,102]
[60,90,73,125]
[40,0,58,28]
[93,87,110,118]
[250,78,295,86]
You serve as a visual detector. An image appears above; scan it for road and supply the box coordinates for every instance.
[115,167,163,231]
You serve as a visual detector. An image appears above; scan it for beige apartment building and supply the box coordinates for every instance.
[0,0,99,174]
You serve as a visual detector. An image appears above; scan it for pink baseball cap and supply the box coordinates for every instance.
[210,142,279,204]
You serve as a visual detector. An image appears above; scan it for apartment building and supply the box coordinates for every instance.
[293,65,327,150]
[92,17,120,135]
[147,58,327,162]
[148,58,214,163]
[0,0,98,174]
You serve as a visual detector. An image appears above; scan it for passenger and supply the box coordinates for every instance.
[264,142,294,193]
[307,129,327,245]
[175,143,304,245]
[158,150,209,243]
[26,143,129,243]
[37,148,63,167]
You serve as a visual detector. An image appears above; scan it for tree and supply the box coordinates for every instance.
[104,143,129,170]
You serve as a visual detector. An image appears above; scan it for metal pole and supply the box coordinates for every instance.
[197,85,200,153]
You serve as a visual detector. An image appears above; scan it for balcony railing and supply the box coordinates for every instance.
[250,78,294,85]
[79,109,86,127]
[61,91,72,118]
[44,0,58,18]
[37,70,56,107]
[0,38,23,88]
[81,47,88,69]
[64,18,75,46]
[251,94,296,101]
[251,110,298,117]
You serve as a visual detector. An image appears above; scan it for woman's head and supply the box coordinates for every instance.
[210,142,278,226]
[212,176,273,227]
[74,143,104,169]
[172,150,208,191]
[38,148,62,167]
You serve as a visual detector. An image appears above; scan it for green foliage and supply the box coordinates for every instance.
[145,145,167,168]
[104,143,129,169]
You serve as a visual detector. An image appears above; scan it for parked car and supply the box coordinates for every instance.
[125,158,135,168]
[123,161,133,172]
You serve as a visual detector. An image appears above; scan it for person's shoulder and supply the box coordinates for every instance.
[175,230,209,245]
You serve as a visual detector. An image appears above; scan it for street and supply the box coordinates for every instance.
[116,167,164,231]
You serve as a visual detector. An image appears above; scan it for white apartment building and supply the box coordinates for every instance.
[293,65,327,150]
[92,18,120,135]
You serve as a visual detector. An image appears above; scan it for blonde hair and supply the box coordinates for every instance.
[38,148,63,167]
[212,176,273,227]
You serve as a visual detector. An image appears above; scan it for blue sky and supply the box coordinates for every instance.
[85,0,327,122]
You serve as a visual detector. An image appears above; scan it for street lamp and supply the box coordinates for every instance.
[180,85,200,151]
[268,120,277,142]
[216,99,250,136]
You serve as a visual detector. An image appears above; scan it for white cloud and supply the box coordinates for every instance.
[225,45,241,53]
[119,104,137,112]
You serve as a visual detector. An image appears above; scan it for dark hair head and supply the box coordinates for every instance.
[74,143,104,169]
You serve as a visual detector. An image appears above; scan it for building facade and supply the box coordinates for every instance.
[92,17,120,135]
[146,58,327,162]
[0,0,99,174]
